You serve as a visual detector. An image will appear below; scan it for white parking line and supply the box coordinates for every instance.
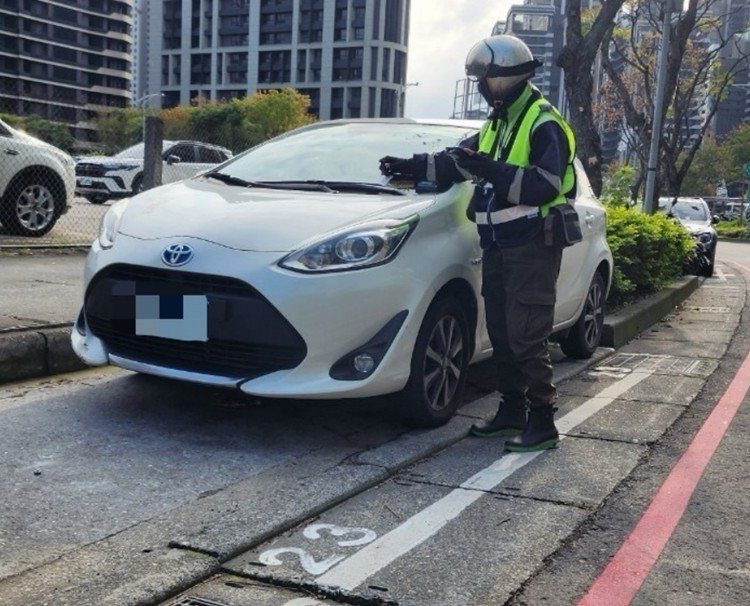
[282,370,653,602]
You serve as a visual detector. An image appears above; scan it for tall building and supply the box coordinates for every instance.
[138,0,410,119]
[0,0,133,146]
[710,0,750,139]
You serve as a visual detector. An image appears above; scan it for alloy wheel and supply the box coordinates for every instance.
[422,315,464,411]
[584,280,604,349]
[16,185,55,232]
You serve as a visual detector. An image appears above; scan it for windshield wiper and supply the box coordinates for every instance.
[204,171,262,188]
[306,181,406,196]
[204,173,334,192]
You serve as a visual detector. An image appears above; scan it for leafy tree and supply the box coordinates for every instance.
[93,107,142,154]
[160,105,191,141]
[601,162,636,206]
[600,0,750,201]
[558,0,628,196]
[681,136,728,195]
[243,88,315,143]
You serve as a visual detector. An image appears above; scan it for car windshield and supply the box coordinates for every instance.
[114,142,173,159]
[660,200,708,222]
[216,122,477,185]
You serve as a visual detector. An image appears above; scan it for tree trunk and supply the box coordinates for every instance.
[564,69,604,196]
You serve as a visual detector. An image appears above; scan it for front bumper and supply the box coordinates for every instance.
[75,174,132,198]
[72,234,430,399]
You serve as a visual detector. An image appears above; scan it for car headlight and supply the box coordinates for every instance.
[103,163,140,172]
[694,232,713,244]
[98,199,128,249]
[279,216,419,273]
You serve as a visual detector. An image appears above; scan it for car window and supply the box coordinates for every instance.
[199,146,225,164]
[660,200,708,222]
[219,122,478,184]
[167,144,197,163]
[0,122,12,138]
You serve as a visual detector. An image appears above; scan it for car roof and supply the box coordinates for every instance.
[172,140,232,153]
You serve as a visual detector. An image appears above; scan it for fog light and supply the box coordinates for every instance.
[353,353,376,375]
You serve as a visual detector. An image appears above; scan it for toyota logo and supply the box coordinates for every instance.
[161,244,194,267]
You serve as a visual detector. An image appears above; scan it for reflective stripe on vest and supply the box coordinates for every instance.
[478,97,576,219]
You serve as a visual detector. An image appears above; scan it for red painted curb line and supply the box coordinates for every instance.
[578,319,750,603]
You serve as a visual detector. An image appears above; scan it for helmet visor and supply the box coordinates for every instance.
[465,41,494,83]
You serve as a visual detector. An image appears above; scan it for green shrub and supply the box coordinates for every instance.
[715,219,749,239]
[605,204,694,306]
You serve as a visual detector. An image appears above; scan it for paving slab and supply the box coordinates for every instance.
[665,310,741,327]
[164,575,341,606]
[558,371,706,406]
[587,352,719,379]
[617,338,729,359]
[225,479,587,606]
[400,435,646,508]
[566,398,685,444]
[638,325,736,344]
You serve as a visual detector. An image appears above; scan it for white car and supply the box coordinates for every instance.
[71,120,612,426]
[75,140,232,204]
[0,118,75,236]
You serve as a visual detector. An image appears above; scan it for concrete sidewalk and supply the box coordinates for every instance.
[0,251,701,384]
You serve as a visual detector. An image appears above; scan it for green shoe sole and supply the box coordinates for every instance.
[505,438,560,452]
[470,427,523,438]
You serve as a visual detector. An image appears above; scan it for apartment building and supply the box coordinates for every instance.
[0,0,133,145]
[137,0,410,119]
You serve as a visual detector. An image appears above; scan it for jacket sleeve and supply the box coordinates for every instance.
[411,132,480,190]
[489,121,570,208]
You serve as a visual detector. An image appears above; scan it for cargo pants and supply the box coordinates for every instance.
[481,233,563,411]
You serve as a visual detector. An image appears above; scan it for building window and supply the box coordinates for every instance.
[258,50,291,83]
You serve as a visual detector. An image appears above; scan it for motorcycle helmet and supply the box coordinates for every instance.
[465,35,542,105]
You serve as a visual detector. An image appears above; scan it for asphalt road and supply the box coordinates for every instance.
[0,243,748,606]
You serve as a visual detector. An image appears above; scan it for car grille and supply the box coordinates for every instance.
[85,264,307,378]
[76,163,108,177]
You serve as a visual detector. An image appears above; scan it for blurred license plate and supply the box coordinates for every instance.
[79,177,93,186]
[135,294,208,342]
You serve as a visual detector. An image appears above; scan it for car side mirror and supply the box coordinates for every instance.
[166,155,181,165]
[712,215,720,224]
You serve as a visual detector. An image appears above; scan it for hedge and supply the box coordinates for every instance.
[604,204,694,306]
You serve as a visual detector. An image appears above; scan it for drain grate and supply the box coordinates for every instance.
[681,305,731,313]
[170,598,232,606]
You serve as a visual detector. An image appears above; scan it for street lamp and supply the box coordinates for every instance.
[400,82,419,117]
[134,93,164,143]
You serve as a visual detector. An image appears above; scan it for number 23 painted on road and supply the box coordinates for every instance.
[259,523,377,575]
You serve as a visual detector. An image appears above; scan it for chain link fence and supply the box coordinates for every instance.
[0,117,235,249]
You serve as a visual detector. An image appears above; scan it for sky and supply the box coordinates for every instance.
[404,0,516,119]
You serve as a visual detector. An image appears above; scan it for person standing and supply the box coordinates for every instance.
[380,35,578,452]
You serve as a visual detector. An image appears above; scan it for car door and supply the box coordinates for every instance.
[0,122,22,195]
[554,162,603,325]
[162,143,200,183]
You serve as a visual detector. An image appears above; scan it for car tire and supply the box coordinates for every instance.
[86,195,108,205]
[560,271,606,360]
[397,296,471,428]
[1,173,64,237]
[703,247,716,277]
[131,173,143,196]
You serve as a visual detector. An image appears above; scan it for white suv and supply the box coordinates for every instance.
[0,119,75,237]
[75,141,233,204]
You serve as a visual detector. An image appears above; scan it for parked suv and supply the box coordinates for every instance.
[658,197,718,276]
[75,141,232,204]
[0,119,75,237]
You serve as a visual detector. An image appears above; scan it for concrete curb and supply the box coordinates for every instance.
[602,276,701,349]
[0,324,86,384]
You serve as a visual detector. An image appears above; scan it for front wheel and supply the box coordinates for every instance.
[397,297,471,428]
[560,272,606,359]
[1,177,63,236]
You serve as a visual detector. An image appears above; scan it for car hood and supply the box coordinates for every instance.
[117,178,435,252]
[680,220,714,235]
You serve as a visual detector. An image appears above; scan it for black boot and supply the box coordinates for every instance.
[505,407,559,451]
[470,400,527,437]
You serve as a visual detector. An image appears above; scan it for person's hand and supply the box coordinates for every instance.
[379,156,417,178]
[452,150,498,180]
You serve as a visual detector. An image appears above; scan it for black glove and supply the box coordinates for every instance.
[452,150,500,181]
[379,155,419,178]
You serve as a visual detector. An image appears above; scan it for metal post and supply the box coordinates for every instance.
[643,0,675,213]
[142,116,164,191]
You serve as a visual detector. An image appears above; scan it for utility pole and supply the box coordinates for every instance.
[643,0,675,214]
